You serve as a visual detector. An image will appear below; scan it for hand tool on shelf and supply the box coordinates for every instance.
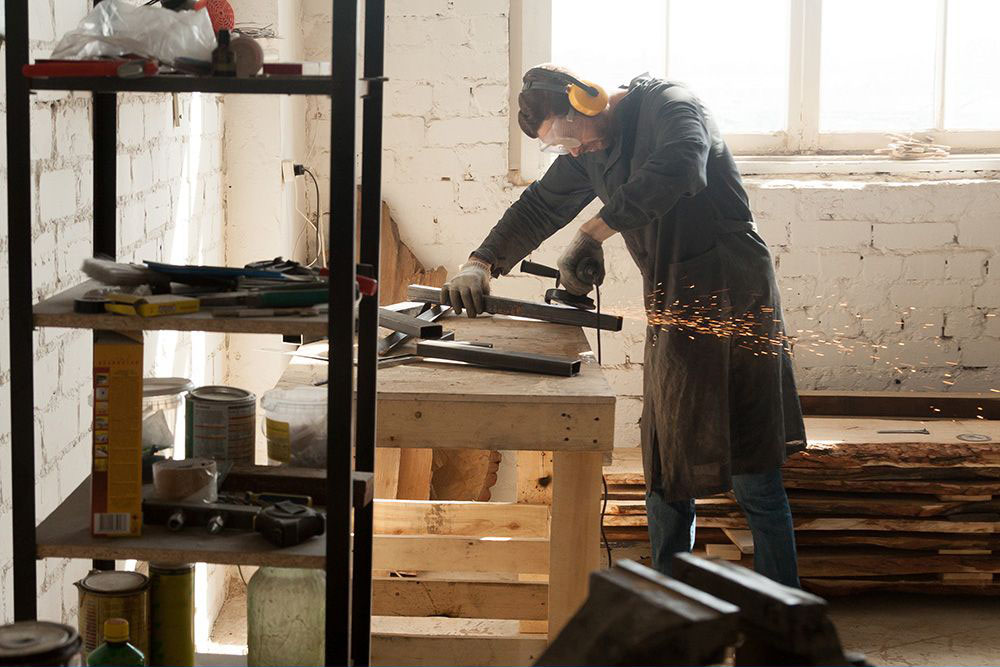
[408,284,622,332]
[23,59,160,79]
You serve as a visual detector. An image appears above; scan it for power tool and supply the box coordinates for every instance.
[520,260,598,310]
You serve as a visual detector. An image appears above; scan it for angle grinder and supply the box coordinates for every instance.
[520,260,597,310]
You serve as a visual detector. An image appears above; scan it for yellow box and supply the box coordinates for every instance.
[105,294,200,317]
[92,331,143,536]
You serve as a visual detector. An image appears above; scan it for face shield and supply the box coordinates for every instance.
[538,113,583,154]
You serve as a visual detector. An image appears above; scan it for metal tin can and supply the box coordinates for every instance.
[149,563,194,667]
[76,571,149,663]
[0,621,83,666]
[185,385,256,463]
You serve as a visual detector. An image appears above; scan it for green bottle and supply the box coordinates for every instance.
[87,618,145,667]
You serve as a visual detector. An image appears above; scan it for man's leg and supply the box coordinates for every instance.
[731,467,799,587]
[644,488,696,576]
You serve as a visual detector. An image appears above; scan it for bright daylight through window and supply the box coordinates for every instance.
[550,0,1000,155]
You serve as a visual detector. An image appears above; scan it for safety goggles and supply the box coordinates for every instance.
[538,114,583,154]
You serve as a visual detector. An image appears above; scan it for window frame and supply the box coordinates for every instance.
[509,0,1000,181]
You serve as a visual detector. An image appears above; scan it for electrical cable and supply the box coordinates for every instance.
[237,565,248,587]
[302,167,325,268]
[596,283,602,365]
[601,474,613,568]
[291,178,318,264]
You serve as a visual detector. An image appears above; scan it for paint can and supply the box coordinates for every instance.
[149,563,194,667]
[76,571,149,662]
[185,385,256,464]
[0,621,82,666]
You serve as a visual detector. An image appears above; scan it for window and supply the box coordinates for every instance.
[513,0,1000,160]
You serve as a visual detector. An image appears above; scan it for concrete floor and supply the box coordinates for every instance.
[827,594,1000,666]
[210,589,999,666]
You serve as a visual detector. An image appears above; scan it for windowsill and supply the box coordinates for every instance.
[736,154,1000,176]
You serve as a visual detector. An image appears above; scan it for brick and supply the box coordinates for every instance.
[469,14,508,41]
[960,339,1000,368]
[471,84,508,116]
[118,103,145,146]
[432,83,474,117]
[946,252,989,281]
[942,311,980,339]
[30,106,53,160]
[54,105,91,158]
[461,143,508,178]
[957,214,1000,248]
[33,348,60,411]
[819,252,862,279]
[39,169,77,222]
[878,338,960,368]
[387,0,451,17]
[29,2,55,42]
[426,116,507,146]
[860,254,903,282]
[130,153,154,193]
[974,282,1000,308]
[902,253,948,281]
[776,250,819,278]
[890,283,972,309]
[385,82,434,116]
[383,116,427,149]
[873,222,956,250]
[753,217,788,247]
[790,220,871,248]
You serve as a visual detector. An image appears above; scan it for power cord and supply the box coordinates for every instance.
[301,166,325,268]
[601,474,613,568]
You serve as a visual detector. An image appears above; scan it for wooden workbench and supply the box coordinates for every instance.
[281,314,616,649]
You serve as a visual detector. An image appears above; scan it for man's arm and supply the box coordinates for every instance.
[472,154,596,275]
[596,85,711,233]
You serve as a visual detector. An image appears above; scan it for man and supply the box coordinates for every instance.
[443,65,806,587]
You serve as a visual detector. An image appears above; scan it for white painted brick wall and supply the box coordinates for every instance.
[0,0,228,625]
[298,1,1000,454]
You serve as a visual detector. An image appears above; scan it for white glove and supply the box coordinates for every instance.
[443,258,491,317]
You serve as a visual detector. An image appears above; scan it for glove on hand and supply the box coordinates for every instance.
[557,231,605,296]
[443,259,491,317]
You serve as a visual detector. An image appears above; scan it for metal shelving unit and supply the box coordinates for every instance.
[3,1,385,664]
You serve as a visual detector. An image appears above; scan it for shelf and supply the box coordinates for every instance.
[37,478,328,568]
[29,75,343,96]
[34,281,331,336]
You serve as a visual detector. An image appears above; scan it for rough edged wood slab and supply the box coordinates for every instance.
[372,577,548,620]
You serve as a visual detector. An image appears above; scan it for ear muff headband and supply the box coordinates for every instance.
[522,70,609,117]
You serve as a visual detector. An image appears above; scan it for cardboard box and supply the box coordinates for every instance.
[91,331,143,536]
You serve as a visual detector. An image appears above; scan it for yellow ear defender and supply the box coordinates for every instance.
[522,69,609,116]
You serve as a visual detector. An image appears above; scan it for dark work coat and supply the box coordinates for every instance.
[473,77,806,500]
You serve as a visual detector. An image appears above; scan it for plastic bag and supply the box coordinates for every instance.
[51,0,216,65]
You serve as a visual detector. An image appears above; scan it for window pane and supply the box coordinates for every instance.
[945,0,1000,129]
[552,0,667,91]
[668,0,789,133]
[820,0,936,132]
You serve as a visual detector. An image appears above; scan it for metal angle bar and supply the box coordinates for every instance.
[378,308,444,339]
[328,0,360,662]
[379,305,450,355]
[416,340,581,377]
[5,0,37,622]
[407,284,623,332]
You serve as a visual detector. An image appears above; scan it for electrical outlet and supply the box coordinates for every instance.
[281,160,296,184]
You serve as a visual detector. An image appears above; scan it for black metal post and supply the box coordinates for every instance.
[92,0,117,574]
[351,0,385,662]
[328,0,359,663]
[5,0,38,622]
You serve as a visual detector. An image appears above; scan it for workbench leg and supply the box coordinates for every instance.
[518,451,554,635]
[547,450,603,641]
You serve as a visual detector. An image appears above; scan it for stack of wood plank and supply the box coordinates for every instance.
[603,393,1000,596]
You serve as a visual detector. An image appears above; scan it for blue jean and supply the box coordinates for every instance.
[645,467,800,587]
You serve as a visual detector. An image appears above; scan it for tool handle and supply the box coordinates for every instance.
[520,260,560,280]
[577,258,603,286]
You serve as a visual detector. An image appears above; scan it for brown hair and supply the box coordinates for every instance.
[517,64,576,138]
